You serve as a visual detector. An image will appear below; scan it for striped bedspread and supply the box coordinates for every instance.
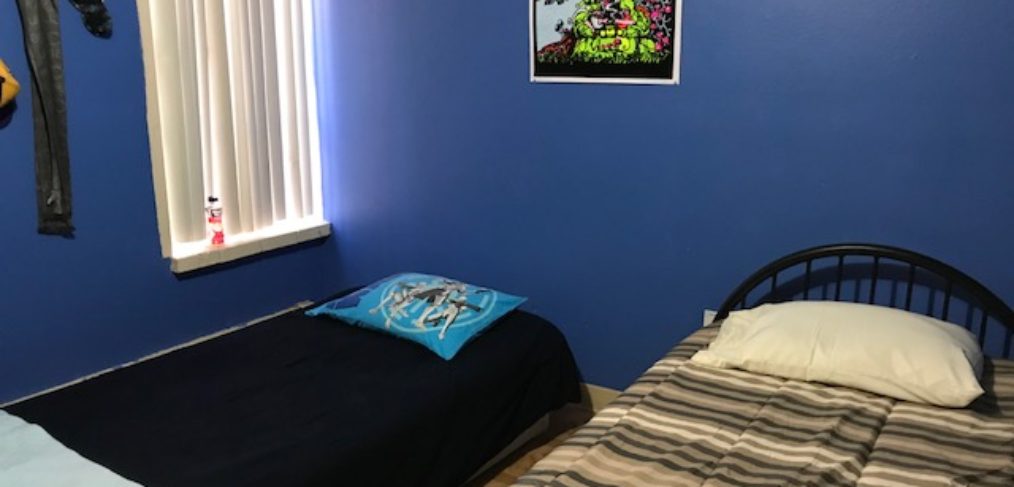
[515,327,1014,486]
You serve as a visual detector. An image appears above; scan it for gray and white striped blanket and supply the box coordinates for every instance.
[515,327,1014,486]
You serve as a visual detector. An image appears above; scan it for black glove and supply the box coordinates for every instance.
[67,0,112,39]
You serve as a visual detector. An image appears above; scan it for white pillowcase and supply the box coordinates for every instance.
[691,301,984,407]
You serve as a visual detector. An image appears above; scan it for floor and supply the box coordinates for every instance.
[467,404,593,487]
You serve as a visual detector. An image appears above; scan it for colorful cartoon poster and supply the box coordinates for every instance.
[531,0,682,84]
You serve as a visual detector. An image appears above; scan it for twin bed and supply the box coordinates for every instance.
[3,291,580,486]
[3,244,1011,486]
[516,244,1014,486]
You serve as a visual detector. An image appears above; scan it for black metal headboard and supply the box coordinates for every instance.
[716,243,1014,357]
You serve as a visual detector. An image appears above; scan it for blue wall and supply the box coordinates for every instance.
[320,1,1014,390]
[2,1,1012,403]
[0,3,342,403]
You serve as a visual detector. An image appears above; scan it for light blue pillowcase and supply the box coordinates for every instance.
[306,273,527,360]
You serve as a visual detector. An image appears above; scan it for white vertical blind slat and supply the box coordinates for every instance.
[149,0,204,243]
[259,0,287,222]
[302,0,324,217]
[291,0,313,219]
[203,0,241,238]
[225,0,255,234]
[191,0,214,201]
[244,0,272,230]
[173,0,207,241]
[275,0,304,220]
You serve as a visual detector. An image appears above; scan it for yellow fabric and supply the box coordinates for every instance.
[0,59,20,108]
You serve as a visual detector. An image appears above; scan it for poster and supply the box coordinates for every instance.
[531,0,682,85]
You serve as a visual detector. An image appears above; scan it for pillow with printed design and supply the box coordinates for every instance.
[306,273,526,360]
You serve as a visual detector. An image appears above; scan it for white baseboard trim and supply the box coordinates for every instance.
[1,301,314,409]
[580,383,622,412]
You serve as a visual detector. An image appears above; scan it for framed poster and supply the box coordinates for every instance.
[530,0,682,85]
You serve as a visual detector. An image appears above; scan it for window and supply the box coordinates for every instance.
[136,0,328,273]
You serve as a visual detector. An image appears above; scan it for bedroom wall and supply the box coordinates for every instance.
[0,3,342,403]
[319,1,1014,390]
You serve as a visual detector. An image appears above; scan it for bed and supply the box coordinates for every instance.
[516,243,1014,486]
[3,288,581,487]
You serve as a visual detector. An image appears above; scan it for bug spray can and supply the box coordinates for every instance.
[206,196,225,246]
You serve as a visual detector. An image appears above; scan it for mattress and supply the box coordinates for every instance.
[5,298,580,487]
[516,326,1014,487]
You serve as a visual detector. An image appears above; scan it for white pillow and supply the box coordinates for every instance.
[691,301,984,407]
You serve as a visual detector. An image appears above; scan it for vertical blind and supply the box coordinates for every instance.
[138,0,322,257]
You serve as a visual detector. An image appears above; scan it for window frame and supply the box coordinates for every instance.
[135,0,330,273]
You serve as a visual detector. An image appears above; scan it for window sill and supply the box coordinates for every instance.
[170,220,331,274]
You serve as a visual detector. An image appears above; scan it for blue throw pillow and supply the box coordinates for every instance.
[306,273,527,360]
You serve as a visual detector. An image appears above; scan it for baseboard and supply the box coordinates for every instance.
[1,301,313,409]
[579,383,621,412]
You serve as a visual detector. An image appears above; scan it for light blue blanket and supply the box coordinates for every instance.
[0,410,139,487]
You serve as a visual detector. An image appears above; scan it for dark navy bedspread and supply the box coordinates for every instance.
[6,292,580,487]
